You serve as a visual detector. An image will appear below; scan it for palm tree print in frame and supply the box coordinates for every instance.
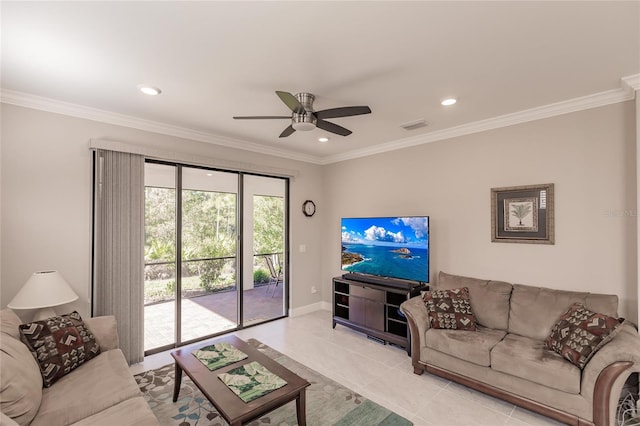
[490,183,554,244]
[504,197,538,232]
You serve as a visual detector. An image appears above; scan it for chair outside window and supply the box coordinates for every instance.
[264,254,283,297]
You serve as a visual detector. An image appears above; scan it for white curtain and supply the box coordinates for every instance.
[93,149,145,364]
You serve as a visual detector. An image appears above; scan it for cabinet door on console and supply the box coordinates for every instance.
[349,285,385,331]
[349,296,366,324]
[365,299,384,331]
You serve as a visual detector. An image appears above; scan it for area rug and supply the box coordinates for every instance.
[134,338,412,426]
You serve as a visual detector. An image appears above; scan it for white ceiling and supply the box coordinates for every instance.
[2,2,639,164]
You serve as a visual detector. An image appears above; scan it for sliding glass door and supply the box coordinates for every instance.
[143,162,288,354]
[180,168,238,342]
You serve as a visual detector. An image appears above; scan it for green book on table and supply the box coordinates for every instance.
[192,343,248,371]
[218,361,287,403]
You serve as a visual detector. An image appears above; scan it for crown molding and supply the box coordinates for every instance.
[2,74,638,167]
[320,74,639,165]
[0,89,324,165]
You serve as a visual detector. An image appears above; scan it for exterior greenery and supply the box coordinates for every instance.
[144,186,284,304]
[253,268,271,284]
[253,195,284,256]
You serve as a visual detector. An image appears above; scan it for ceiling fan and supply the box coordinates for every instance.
[233,91,372,138]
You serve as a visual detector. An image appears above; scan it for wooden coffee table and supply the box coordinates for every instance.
[171,335,310,426]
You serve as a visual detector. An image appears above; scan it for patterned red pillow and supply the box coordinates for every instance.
[19,311,101,387]
[423,287,477,331]
[545,303,624,369]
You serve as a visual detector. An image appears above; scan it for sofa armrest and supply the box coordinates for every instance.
[581,323,640,425]
[84,315,120,351]
[400,296,430,373]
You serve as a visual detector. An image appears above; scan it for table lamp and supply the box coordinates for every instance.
[8,270,79,321]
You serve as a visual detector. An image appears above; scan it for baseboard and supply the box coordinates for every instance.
[289,301,331,317]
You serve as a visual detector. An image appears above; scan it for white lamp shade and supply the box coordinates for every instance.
[8,271,79,310]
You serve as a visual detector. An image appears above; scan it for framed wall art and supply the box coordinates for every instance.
[491,183,554,244]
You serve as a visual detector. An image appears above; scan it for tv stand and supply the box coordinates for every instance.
[332,276,427,355]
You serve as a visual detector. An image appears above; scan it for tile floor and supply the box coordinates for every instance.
[130,309,562,426]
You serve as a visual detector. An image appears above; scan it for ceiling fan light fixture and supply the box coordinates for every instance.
[137,84,161,96]
[292,122,315,131]
[291,112,317,131]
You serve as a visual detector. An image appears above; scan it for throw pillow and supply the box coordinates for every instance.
[19,311,101,387]
[423,287,477,331]
[545,303,624,369]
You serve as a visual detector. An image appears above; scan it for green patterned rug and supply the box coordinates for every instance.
[135,338,412,426]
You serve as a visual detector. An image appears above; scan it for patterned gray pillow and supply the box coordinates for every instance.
[423,287,477,331]
[545,303,624,369]
[19,311,101,387]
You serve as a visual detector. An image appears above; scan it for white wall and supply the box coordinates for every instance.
[322,101,639,324]
[0,104,325,320]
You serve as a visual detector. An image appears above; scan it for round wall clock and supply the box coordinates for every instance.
[302,200,316,217]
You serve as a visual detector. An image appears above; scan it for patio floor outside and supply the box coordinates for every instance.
[144,282,284,351]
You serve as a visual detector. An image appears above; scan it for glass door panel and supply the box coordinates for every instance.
[143,163,177,352]
[243,175,286,326]
[180,168,238,342]
[144,162,289,355]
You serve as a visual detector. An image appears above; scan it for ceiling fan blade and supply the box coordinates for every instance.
[276,91,304,114]
[316,119,352,136]
[315,106,371,120]
[233,116,291,119]
[279,125,296,138]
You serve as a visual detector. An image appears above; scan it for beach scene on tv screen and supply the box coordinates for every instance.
[341,216,429,282]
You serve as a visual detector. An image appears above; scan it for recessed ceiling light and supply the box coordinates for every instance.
[137,84,161,96]
[318,137,329,143]
[206,173,213,177]
[441,98,457,106]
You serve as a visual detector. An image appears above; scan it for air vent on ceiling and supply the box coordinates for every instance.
[400,119,428,131]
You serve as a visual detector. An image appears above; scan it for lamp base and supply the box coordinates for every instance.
[33,307,58,321]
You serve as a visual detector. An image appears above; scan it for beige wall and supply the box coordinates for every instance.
[1,100,638,325]
[323,101,638,324]
[0,104,325,319]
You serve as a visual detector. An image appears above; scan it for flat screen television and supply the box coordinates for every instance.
[341,216,429,283]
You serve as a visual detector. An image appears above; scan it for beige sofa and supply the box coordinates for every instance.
[0,309,158,426]
[400,271,640,426]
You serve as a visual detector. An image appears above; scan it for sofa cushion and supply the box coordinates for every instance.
[426,326,506,367]
[491,333,581,394]
[83,316,119,352]
[31,349,142,426]
[437,271,512,331]
[0,310,43,426]
[423,287,476,331]
[19,311,101,387]
[1,309,22,339]
[545,303,624,369]
[508,284,619,341]
[69,396,158,426]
